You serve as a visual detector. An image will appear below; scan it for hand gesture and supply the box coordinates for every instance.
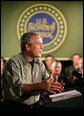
[41,75,64,94]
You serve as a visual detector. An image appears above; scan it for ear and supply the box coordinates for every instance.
[25,44,31,51]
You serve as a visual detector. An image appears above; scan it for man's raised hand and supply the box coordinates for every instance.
[41,75,64,94]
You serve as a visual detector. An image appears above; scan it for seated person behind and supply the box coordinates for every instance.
[51,61,66,89]
[64,53,81,88]
[78,58,83,74]
[72,58,83,88]
[44,55,54,74]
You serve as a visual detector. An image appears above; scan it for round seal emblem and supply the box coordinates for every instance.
[17,4,67,54]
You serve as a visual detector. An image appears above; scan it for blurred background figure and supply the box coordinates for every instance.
[44,55,54,74]
[1,57,5,102]
[51,60,57,76]
[73,58,83,89]
[1,57,5,76]
[80,66,83,90]
[78,58,83,73]
[81,66,83,78]
[51,61,67,89]
[64,53,81,88]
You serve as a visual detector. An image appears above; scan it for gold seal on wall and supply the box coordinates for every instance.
[17,3,67,54]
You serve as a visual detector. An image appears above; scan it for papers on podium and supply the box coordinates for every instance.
[49,90,82,102]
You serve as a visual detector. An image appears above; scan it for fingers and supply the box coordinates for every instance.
[46,84,64,94]
[60,85,64,90]
[50,84,61,89]
[54,88,61,93]
[47,75,52,82]
[60,83,65,86]
[50,87,61,93]
[53,81,64,91]
[53,80,61,85]
[48,89,56,94]
[48,83,63,94]
[50,85,63,92]
[47,87,62,94]
[44,75,64,94]
[51,82,61,86]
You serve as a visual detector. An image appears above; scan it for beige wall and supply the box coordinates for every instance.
[1,1,83,60]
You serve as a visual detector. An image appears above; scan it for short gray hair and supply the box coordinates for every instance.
[20,32,39,52]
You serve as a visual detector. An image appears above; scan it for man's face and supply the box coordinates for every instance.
[45,57,53,67]
[30,35,43,57]
[78,58,83,70]
[73,55,80,65]
[55,62,62,75]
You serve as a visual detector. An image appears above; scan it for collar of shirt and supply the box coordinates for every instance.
[22,52,40,64]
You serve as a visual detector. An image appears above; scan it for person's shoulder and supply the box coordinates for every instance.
[64,65,73,73]
[6,53,22,64]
